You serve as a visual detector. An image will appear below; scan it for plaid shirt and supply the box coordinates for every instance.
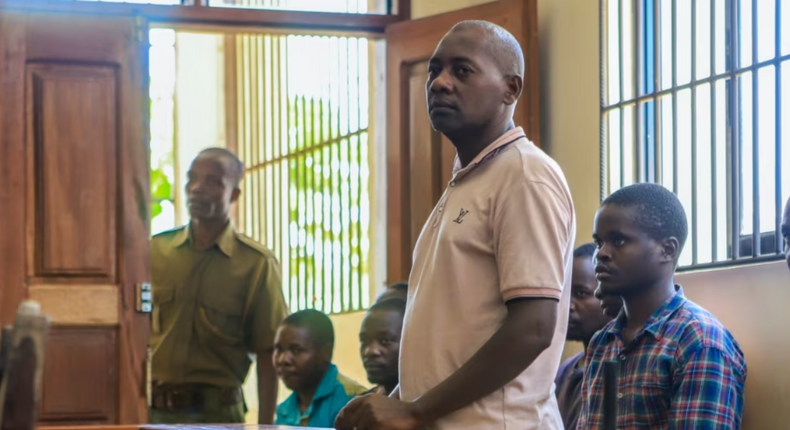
[577,286,746,429]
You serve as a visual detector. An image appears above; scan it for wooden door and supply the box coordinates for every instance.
[385,0,541,282]
[0,9,150,425]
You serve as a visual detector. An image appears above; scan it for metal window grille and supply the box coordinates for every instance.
[601,0,790,269]
[208,0,387,14]
[229,32,372,314]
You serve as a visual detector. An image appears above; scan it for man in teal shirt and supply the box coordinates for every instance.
[273,310,367,427]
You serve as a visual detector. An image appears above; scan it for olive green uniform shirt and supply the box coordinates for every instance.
[150,223,289,388]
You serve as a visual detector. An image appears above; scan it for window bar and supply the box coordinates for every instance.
[619,0,625,189]
[252,36,261,243]
[727,0,741,259]
[601,53,790,109]
[279,38,289,307]
[268,36,277,255]
[286,44,296,308]
[262,36,270,249]
[356,45,365,309]
[331,38,346,312]
[342,37,352,312]
[304,94,313,309]
[299,95,308,308]
[775,0,783,253]
[311,89,320,309]
[710,0,718,260]
[690,0,698,265]
[242,36,252,230]
[671,0,679,194]
[599,0,607,200]
[751,0,760,257]
[635,0,642,182]
[653,0,661,184]
[328,40,337,314]
[320,53,331,314]
[316,90,325,311]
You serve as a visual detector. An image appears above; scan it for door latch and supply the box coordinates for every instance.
[136,283,152,313]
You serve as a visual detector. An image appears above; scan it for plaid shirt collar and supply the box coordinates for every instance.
[605,285,687,343]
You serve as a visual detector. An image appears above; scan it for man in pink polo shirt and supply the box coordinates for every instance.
[336,20,575,430]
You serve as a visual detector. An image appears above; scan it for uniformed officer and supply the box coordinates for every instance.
[149,147,288,424]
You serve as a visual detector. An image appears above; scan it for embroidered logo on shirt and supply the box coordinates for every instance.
[453,208,469,224]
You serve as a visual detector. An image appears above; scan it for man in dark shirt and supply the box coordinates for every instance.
[554,243,622,430]
[359,298,405,397]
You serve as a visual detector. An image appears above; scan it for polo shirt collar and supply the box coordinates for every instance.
[172,222,236,257]
[277,364,339,423]
[452,126,527,176]
[606,285,686,342]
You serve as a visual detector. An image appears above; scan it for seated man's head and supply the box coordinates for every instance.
[593,183,688,298]
[426,20,524,139]
[273,309,334,393]
[567,243,623,346]
[359,298,405,393]
[375,282,408,304]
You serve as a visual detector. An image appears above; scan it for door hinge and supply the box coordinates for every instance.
[135,283,152,313]
[133,16,146,43]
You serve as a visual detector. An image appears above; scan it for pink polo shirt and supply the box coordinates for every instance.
[399,127,575,429]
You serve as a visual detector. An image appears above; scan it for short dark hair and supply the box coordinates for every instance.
[602,183,689,254]
[281,309,334,347]
[368,297,406,317]
[387,282,408,292]
[198,147,244,186]
[573,243,597,259]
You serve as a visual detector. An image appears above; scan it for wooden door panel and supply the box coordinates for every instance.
[40,327,118,424]
[406,61,444,250]
[386,0,540,282]
[0,9,150,425]
[27,63,118,280]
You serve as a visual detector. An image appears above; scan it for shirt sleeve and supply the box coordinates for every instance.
[247,256,290,353]
[668,347,745,430]
[493,179,573,302]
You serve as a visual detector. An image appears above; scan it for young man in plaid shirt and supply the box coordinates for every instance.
[578,183,747,429]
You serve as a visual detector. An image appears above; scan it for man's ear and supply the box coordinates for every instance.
[660,237,680,264]
[231,187,241,204]
[503,74,523,106]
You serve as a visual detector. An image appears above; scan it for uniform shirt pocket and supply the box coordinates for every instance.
[199,286,245,345]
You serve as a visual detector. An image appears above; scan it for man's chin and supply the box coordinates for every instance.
[429,116,461,135]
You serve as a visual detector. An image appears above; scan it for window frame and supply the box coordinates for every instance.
[600,0,789,271]
[2,0,405,33]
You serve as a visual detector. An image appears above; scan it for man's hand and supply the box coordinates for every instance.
[335,394,422,430]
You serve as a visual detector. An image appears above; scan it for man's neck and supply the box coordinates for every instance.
[190,218,229,250]
[449,118,515,168]
[382,382,397,396]
[621,277,677,338]
[296,386,318,413]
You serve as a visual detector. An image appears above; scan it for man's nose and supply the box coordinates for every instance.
[429,70,452,93]
[363,344,380,358]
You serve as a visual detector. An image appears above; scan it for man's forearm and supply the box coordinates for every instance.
[256,353,278,424]
[411,298,556,424]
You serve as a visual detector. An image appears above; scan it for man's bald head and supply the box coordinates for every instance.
[448,20,524,78]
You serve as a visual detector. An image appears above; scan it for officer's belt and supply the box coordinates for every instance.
[152,384,243,412]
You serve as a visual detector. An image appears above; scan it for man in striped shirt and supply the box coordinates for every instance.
[578,183,746,429]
